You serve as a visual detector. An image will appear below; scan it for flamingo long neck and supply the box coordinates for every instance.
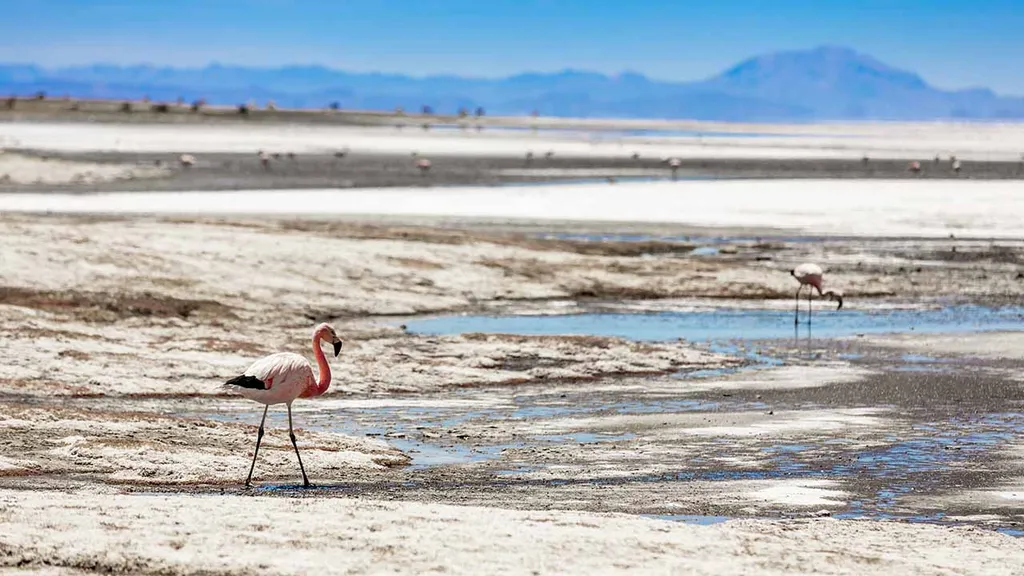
[310,331,332,397]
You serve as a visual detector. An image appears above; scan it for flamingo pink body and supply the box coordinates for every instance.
[224,322,343,487]
[790,263,843,327]
[792,263,826,294]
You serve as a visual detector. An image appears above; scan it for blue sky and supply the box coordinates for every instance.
[4,0,1024,93]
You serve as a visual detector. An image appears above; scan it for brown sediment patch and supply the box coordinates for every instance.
[906,246,1024,265]
[386,256,446,270]
[478,257,561,281]
[196,337,268,356]
[133,276,201,290]
[277,220,696,257]
[512,236,696,257]
[0,286,233,321]
[568,284,677,300]
[566,281,792,301]
[3,326,92,341]
[56,350,90,361]
[461,333,623,348]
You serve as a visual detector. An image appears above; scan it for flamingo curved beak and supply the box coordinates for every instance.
[833,294,844,310]
[333,341,343,357]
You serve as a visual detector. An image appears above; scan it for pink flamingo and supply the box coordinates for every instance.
[666,157,682,179]
[416,157,432,175]
[224,322,343,487]
[791,263,843,327]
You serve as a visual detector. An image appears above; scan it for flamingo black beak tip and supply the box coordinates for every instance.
[835,297,844,311]
[333,341,343,357]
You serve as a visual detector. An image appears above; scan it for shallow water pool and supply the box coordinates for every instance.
[403,305,1024,343]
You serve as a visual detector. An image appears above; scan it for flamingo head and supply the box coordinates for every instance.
[315,322,344,357]
[823,289,844,310]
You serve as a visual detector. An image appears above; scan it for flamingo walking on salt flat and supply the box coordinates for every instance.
[224,322,343,487]
[791,263,843,327]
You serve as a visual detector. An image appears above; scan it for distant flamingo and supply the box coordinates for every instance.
[791,263,843,327]
[416,158,432,175]
[666,157,682,179]
[224,322,344,487]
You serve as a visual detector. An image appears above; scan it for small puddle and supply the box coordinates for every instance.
[535,432,637,444]
[764,413,1024,481]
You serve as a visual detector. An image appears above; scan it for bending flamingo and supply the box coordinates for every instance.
[790,263,843,327]
[224,322,343,487]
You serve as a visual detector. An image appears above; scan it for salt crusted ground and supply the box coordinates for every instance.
[0,151,168,185]
[0,488,1021,576]
[3,158,1024,572]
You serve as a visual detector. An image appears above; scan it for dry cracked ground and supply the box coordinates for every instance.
[1,212,1024,575]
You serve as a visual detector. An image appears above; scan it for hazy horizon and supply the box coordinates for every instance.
[5,44,1022,100]
[5,0,1024,93]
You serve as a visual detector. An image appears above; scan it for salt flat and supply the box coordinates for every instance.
[3,178,1023,238]
[3,119,1024,160]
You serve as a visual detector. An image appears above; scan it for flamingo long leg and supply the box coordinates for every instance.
[794,285,803,325]
[245,405,269,487]
[808,288,813,331]
[287,403,311,487]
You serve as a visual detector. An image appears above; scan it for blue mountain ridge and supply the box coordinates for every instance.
[3,46,1022,121]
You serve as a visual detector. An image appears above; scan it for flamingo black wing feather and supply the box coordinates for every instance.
[225,374,267,390]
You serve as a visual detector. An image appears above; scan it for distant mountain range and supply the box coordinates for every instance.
[3,46,1023,122]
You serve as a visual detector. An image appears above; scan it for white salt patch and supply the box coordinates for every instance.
[860,332,1024,360]
[0,151,168,184]
[683,408,885,437]
[748,479,848,507]
[6,120,1024,160]
[4,179,1023,239]
[679,364,870,393]
[994,490,1024,501]
[0,456,25,472]
[2,488,1022,575]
